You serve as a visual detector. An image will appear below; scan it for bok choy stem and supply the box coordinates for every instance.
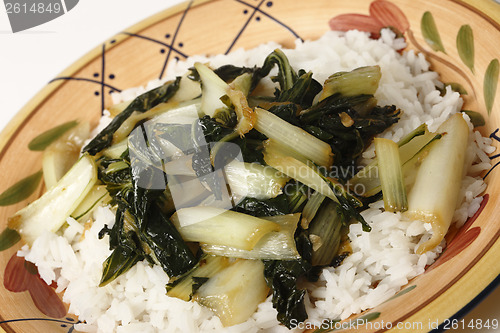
[8,154,97,245]
[318,66,382,101]
[167,255,230,301]
[171,207,280,250]
[308,200,344,266]
[374,138,407,212]
[300,191,326,229]
[255,107,333,167]
[194,259,269,327]
[201,213,301,260]
[406,114,469,254]
[262,149,339,203]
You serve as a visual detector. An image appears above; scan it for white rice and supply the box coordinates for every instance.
[18,29,494,332]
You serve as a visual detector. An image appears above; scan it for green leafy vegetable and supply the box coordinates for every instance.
[224,160,289,200]
[285,182,308,213]
[171,207,279,250]
[299,94,400,171]
[97,127,198,284]
[232,194,290,216]
[100,245,143,287]
[258,49,298,93]
[350,123,438,197]
[83,78,181,155]
[263,259,311,328]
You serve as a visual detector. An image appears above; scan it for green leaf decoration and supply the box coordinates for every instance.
[461,110,485,127]
[356,312,381,323]
[28,120,78,151]
[312,312,381,332]
[0,228,21,251]
[484,58,499,115]
[385,285,417,302]
[456,25,475,73]
[421,12,446,53]
[0,170,43,206]
[312,320,340,333]
[447,82,468,95]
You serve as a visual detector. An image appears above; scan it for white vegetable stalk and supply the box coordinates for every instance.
[194,62,229,117]
[374,138,407,212]
[167,255,230,301]
[263,149,339,203]
[194,259,269,326]
[170,206,280,250]
[350,124,438,197]
[318,65,382,101]
[170,74,202,103]
[167,175,211,209]
[71,185,110,222]
[301,191,326,229]
[254,107,333,167]
[102,139,128,159]
[162,154,196,176]
[224,160,289,199]
[9,154,97,245]
[263,139,309,165]
[113,101,173,143]
[150,100,200,125]
[42,122,90,189]
[226,87,256,136]
[201,213,301,259]
[406,114,469,254]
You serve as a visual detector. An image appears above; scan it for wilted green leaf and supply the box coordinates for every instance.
[0,228,21,251]
[421,11,446,53]
[0,170,42,206]
[484,59,499,115]
[99,246,142,287]
[457,25,475,73]
[28,120,78,151]
[461,110,485,127]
